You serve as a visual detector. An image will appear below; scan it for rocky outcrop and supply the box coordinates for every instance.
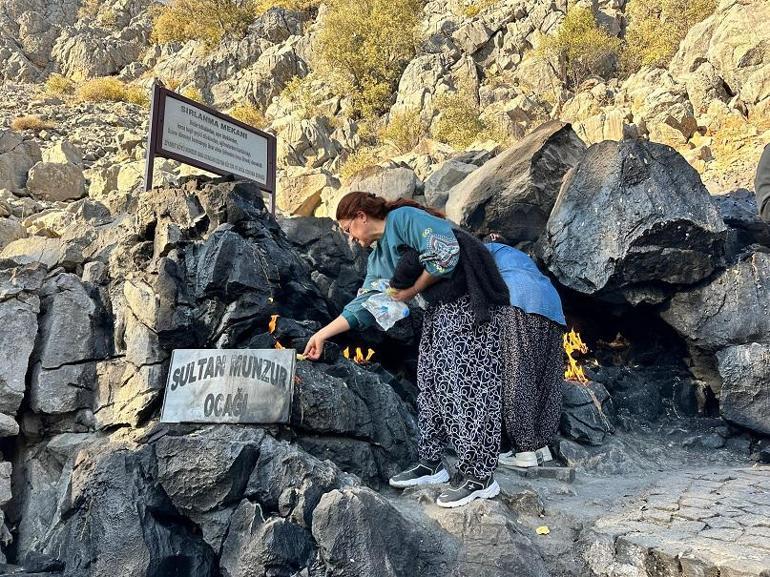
[717,343,770,436]
[0,130,41,194]
[446,121,586,242]
[539,139,727,299]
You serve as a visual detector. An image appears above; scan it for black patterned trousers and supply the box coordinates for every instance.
[417,296,504,481]
[501,306,564,452]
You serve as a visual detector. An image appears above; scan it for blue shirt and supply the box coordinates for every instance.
[485,242,566,326]
[341,207,460,330]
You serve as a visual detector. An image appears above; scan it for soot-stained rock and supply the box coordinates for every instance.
[539,139,727,299]
[560,380,615,446]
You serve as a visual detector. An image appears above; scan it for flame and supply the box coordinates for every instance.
[343,346,375,364]
[274,341,284,350]
[268,314,278,334]
[563,329,589,384]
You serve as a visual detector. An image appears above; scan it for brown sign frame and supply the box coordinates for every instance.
[144,81,278,216]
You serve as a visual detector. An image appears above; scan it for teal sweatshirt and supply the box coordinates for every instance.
[341,207,460,330]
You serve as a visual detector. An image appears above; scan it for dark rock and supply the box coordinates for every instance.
[560,380,615,445]
[446,120,587,242]
[712,188,770,254]
[22,552,64,572]
[589,366,663,421]
[660,252,770,352]
[245,434,355,527]
[312,487,449,577]
[539,139,727,299]
[716,343,770,436]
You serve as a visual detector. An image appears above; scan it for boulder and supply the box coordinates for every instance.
[277,167,339,217]
[423,159,477,209]
[539,139,727,298]
[0,217,26,249]
[669,0,770,108]
[278,117,340,170]
[346,166,417,202]
[717,343,770,436]
[560,380,615,446]
[712,189,770,254]
[41,140,83,166]
[1,235,64,268]
[26,162,86,202]
[0,262,46,413]
[0,130,41,193]
[446,121,586,242]
[660,252,770,353]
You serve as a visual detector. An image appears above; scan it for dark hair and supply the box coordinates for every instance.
[335,191,445,220]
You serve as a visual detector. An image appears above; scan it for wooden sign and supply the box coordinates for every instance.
[160,349,295,424]
[144,81,278,215]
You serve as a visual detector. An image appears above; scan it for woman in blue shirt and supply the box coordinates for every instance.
[485,234,566,469]
[304,191,509,508]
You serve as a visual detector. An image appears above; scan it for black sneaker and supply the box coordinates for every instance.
[388,461,450,488]
[436,475,500,508]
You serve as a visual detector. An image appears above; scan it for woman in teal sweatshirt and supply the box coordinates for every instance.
[303,191,508,508]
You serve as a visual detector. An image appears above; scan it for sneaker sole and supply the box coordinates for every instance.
[498,450,554,469]
[436,480,501,508]
[389,468,450,488]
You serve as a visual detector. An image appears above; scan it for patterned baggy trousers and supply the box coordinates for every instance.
[501,306,564,453]
[417,296,504,481]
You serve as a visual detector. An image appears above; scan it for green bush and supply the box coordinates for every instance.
[623,0,717,72]
[152,0,256,47]
[339,147,381,182]
[315,0,422,118]
[430,91,488,149]
[537,6,622,88]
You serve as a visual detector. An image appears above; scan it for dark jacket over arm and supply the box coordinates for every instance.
[756,143,770,221]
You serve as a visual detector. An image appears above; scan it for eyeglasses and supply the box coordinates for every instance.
[341,220,352,235]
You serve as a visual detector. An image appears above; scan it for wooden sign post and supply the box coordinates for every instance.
[144,81,278,216]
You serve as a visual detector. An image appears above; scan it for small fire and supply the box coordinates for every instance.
[343,346,375,364]
[563,329,589,384]
[268,314,283,350]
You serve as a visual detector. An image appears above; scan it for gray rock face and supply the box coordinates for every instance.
[660,252,770,353]
[347,166,417,202]
[560,380,615,446]
[717,343,770,436]
[446,121,586,242]
[539,139,727,298]
[423,159,477,209]
[0,130,41,193]
[26,162,86,202]
[30,273,111,415]
[0,262,46,413]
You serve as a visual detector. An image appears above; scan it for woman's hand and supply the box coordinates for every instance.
[303,332,326,361]
[391,285,419,302]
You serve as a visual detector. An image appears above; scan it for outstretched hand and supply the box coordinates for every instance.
[303,333,326,361]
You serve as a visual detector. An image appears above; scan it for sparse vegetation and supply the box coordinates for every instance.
[537,6,622,88]
[461,0,497,18]
[152,0,257,47]
[378,109,426,153]
[229,103,267,128]
[315,0,422,118]
[622,0,718,72]
[180,86,205,103]
[339,147,380,182]
[253,0,320,14]
[10,115,55,133]
[430,90,488,149]
[76,77,149,107]
[44,73,75,97]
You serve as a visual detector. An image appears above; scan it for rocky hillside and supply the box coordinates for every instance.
[1,0,770,575]
[1,0,769,218]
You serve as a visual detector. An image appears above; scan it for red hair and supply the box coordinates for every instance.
[336,191,445,220]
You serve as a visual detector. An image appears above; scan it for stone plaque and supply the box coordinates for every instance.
[160,349,295,424]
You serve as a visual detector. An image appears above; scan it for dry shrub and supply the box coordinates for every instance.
[152,0,256,47]
[44,73,75,97]
[622,0,718,73]
[339,147,381,182]
[10,116,55,132]
[378,109,426,153]
[431,91,488,149]
[76,77,149,107]
[228,103,267,128]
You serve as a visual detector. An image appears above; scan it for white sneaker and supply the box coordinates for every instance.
[498,446,553,468]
